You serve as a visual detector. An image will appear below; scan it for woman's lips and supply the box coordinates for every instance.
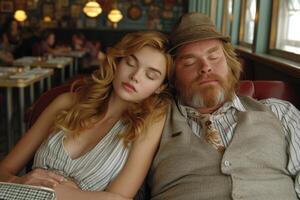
[122,82,137,92]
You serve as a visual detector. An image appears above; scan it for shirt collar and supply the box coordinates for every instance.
[178,94,246,118]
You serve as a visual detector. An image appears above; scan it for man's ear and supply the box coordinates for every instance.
[155,84,167,94]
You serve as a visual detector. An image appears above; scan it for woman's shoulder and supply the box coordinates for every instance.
[51,92,76,110]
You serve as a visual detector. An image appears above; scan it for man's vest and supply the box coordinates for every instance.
[148,97,297,200]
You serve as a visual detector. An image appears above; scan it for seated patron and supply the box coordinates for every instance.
[147,12,300,200]
[0,31,173,200]
[32,30,69,57]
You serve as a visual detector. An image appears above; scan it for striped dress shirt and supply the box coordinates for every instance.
[181,95,300,198]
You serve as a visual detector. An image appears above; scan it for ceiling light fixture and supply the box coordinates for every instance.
[83,1,102,18]
[14,10,27,22]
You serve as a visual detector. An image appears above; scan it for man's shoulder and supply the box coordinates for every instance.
[238,96,268,111]
[241,96,299,120]
[259,98,299,117]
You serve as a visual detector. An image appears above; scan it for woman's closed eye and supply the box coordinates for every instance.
[126,57,136,67]
[146,70,160,80]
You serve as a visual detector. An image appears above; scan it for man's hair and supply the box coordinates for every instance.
[221,41,242,91]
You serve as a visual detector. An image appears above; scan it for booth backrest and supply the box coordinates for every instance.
[238,80,299,107]
[25,80,300,128]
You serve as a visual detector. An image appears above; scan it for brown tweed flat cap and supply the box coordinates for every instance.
[169,12,230,53]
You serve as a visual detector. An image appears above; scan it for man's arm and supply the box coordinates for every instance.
[261,98,300,198]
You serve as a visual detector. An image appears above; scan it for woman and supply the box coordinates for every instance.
[0,31,173,199]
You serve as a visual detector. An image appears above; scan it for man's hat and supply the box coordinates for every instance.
[169,12,230,53]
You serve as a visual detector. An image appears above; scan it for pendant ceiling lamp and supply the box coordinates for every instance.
[83,1,102,18]
[107,1,123,28]
[14,10,27,22]
[108,9,123,23]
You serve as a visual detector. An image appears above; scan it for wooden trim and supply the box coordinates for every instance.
[252,0,259,52]
[239,41,253,49]
[238,0,246,44]
[269,49,300,63]
[269,0,279,49]
[210,0,217,21]
[236,46,300,78]
[221,0,228,35]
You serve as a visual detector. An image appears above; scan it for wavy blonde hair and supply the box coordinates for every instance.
[221,42,242,92]
[55,31,173,145]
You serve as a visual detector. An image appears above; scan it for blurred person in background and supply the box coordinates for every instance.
[32,30,70,57]
[0,27,14,65]
[71,32,105,73]
[0,16,23,59]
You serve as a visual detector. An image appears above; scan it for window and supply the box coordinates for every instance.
[239,0,257,46]
[276,0,300,54]
[221,0,233,36]
[244,0,256,43]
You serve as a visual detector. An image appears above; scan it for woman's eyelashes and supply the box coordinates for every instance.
[146,71,157,80]
[125,56,161,81]
[126,58,136,67]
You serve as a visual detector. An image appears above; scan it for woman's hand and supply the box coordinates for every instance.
[11,168,65,188]
[59,179,79,189]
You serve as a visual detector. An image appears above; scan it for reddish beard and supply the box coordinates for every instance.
[196,84,224,108]
[177,73,236,109]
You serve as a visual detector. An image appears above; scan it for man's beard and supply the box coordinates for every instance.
[189,85,225,108]
[176,74,235,109]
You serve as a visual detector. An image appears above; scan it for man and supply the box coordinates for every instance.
[147,12,300,200]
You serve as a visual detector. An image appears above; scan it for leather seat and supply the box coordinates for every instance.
[25,80,300,128]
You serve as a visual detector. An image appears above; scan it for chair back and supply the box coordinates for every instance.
[25,80,300,128]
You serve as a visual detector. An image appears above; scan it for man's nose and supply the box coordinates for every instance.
[198,60,212,74]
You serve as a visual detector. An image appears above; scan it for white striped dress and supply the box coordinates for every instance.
[32,120,130,191]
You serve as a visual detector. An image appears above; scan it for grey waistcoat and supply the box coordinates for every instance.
[148,97,297,200]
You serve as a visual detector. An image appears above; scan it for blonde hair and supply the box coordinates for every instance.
[55,31,173,145]
[221,42,242,90]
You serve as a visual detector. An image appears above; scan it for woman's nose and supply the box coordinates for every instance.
[130,69,140,83]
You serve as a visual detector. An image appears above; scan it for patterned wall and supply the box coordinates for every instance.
[0,0,186,31]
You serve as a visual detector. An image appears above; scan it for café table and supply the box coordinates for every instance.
[0,67,53,150]
[13,56,73,83]
[53,50,87,74]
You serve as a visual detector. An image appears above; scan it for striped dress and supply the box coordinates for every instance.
[32,120,130,191]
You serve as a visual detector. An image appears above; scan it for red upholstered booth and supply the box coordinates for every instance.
[25,80,300,128]
[238,80,299,107]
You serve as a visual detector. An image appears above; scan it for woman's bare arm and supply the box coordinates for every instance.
[0,92,75,187]
[54,183,131,200]
[106,115,166,198]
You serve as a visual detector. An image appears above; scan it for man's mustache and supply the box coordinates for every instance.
[192,74,223,86]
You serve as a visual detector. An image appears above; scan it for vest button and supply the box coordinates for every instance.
[233,192,242,199]
[224,160,231,167]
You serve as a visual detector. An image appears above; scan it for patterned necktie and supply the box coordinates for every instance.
[200,115,225,154]
[186,109,225,153]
